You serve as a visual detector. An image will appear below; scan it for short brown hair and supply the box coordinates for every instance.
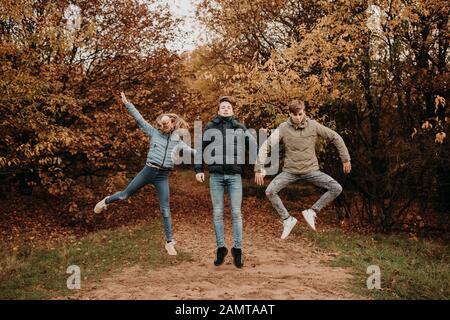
[288,100,305,114]
[218,95,234,107]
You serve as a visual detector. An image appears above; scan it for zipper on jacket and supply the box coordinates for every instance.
[161,135,170,168]
[221,121,227,173]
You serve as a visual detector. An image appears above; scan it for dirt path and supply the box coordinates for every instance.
[65,172,363,300]
[72,223,361,299]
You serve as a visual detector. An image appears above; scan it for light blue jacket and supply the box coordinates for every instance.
[125,102,195,169]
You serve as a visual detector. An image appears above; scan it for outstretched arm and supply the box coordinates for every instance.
[120,92,155,137]
[315,121,351,174]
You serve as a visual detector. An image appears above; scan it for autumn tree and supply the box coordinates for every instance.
[0,0,187,219]
[186,0,449,230]
[182,0,327,123]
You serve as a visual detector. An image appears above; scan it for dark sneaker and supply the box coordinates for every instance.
[214,247,228,266]
[231,247,243,268]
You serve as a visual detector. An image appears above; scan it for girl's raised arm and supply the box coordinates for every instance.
[120,92,155,137]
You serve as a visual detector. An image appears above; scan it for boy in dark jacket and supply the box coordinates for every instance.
[195,96,257,268]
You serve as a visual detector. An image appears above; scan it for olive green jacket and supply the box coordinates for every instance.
[255,117,350,174]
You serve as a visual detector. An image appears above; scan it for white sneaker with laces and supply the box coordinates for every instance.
[302,209,317,231]
[94,196,109,214]
[281,216,298,239]
[165,240,177,256]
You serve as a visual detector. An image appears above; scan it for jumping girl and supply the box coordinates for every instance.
[94,92,195,255]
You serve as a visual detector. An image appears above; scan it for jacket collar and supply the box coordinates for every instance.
[287,116,309,130]
[212,115,240,128]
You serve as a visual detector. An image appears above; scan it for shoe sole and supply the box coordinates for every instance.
[302,211,316,231]
[280,218,298,239]
[214,259,227,266]
[165,246,177,255]
[94,205,104,214]
[94,198,108,214]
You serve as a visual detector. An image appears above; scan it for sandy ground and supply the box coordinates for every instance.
[68,220,362,300]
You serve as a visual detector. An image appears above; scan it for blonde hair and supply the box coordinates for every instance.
[155,113,189,132]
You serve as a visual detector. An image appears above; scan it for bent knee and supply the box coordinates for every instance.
[265,187,275,197]
[212,210,224,218]
[332,183,343,195]
[231,211,242,220]
[161,212,171,219]
[160,206,170,215]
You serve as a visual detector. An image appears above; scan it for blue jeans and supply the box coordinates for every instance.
[106,166,173,241]
[209,174,243,249]
[266,170,343,219]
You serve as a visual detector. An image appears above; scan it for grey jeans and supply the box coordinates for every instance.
[265,170,343,219]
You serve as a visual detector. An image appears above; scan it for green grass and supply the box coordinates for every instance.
[294,227,450,299]
[0,222,191,300]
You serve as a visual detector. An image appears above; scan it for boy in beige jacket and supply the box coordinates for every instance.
[254,100,351,238]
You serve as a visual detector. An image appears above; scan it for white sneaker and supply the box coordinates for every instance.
[281,216,298,239]
[94,196,109,214]
[165,240,177,256]
[302,209,317,231]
